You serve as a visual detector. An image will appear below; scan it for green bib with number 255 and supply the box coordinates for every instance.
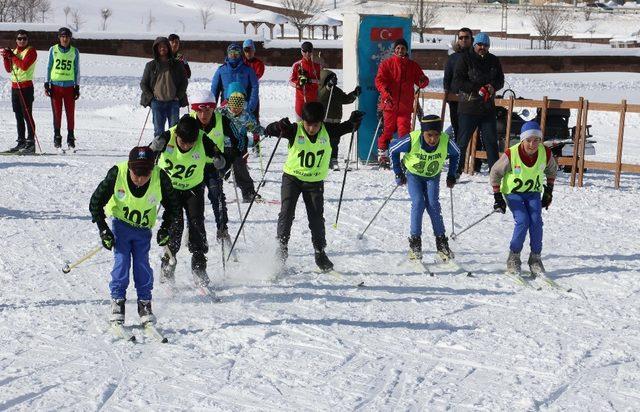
[283,122,332,182]
[501,142,546,195]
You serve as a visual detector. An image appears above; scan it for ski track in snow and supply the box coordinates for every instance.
[1,54,640,410]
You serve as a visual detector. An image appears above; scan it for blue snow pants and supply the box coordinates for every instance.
[406,172,445,237]
[109,218,154,300]
[506,192,543,254]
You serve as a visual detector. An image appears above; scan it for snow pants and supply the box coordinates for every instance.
[506,192,543,254]
[406,172,445,237]
[325,122,346,160]
[109,218,153,300]
[51,85,75,131]
[11,86,34,143]
[205,166,228,231]
[232,153,257,200]
[151,99,180,137]
[456,112,499,174]
[165,184,209,257]
[277,173,326,250]
[379,110,412,151]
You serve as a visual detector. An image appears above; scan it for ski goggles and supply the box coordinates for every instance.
[228,50,241,57]
[191,102,216,111]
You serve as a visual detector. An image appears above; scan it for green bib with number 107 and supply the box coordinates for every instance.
[500,142,546,195]
[283,122,331,182]
[50,45,76,82]
[158,126,209,190]
[402,130,449,178]
[105,162,162,229]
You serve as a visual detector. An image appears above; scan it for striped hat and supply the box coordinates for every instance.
[420,115,442,132]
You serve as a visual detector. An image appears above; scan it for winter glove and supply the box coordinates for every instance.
[99,226,114,251]
[446,175,456,189]
[298,75,308,87]
[351,86,361,97]
[1,48,13,58]
[278,117,292,134]
[493,192,506,214]
[157,226,170,246]
[541,185,553,210]
[348,110,365,130]
[395,173,407,186]
[73,85,80,100]
[212,154,226,170]
[326,74,337,88]
[44,82,52,97]
[478,86,491,103]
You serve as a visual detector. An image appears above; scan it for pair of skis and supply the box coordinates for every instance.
[110,321,168,343]
[503,270,572,293]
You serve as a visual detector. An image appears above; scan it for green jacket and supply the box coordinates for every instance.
[318,69,357,123]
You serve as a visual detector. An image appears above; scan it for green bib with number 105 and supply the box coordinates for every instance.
[283,122,331,182]
[158,126,209,190]
[50,44,76,82]
[501,142,546,195]
[105,162,162,229]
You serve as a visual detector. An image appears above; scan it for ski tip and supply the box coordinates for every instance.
[466,271,473,277]
[332,223,338,229]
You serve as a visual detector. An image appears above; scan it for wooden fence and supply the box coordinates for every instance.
[418,91,640,189]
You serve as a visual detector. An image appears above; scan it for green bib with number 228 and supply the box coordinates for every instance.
[50,44,76,82]
[158,126,208,190]
[501,142,546,195]
[283,122,332,182]
[105,161,162,229]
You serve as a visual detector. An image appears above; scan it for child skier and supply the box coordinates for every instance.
[264,101,364,271]
[149,114,226,289]
[89,146,179,331]
[317,69,361,171]
[389,115,460,261]
[218,81,265,202]
[490,121,556,275]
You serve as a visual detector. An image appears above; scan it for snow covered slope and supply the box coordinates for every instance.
[1,53,639,410]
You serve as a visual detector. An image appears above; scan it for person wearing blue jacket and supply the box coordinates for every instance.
[390,115,461,262]
[210,43,259,114]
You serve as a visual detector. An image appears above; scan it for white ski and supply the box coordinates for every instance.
[503,271,541,290]
[109,322,136,342]
[143,322,168,343]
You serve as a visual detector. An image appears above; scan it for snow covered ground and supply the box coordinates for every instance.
[1,53,640,410]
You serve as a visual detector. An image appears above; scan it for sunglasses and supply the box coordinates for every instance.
[475,43,488,48]
[301,49,312,53]
[458,35,471,40]
[228,50,241,57]
[16,36,28,41]
[243,47,253,52]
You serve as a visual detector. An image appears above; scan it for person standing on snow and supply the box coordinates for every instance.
[45,27,80,152]
[318,68,361,171]
[89,146,179,328]
[140,36,189,138]
[375,38,429,169]
[168,33,191,79]
[451,32,504,178]
[443,27,473,142]
[490,121,556,277]
[1,29,37,154]
[210,43,259,116]
[390,115,460,262]
[264,102,364,272]
[242,39,265,150]
[289,41,322,120]
[149,115,226,290]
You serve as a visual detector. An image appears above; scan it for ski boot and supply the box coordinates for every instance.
[275,237,288,264]
[243,192,261,204]
[216,227,230,244]
[314,248,334,272]
[435,235,454,261]
[160,252,176,284]
[506,250,522,275]
[528,253,546,276]
[329,157,340,171]
[67,130,76,152]
[109,298,126,324]
[408,235,422,260]
[8,140,26,153]
[17,140,35,154]
[191,251,210,287]
[137,299,156,325]
[377,149,390,169]
[53,129,62,149]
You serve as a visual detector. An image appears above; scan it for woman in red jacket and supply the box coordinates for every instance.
[375,38,428,168]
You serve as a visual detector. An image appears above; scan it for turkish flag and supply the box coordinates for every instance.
[370,27,404,42]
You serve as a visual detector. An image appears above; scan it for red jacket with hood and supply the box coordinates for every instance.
[375,54,428,114]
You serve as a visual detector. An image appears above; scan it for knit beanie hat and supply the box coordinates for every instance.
[420,115,442,132]
[473,32,490,47]
[520,121,543,141]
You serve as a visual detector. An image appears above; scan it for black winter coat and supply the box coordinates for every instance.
[451,50,504,116]
[139,37,188,108]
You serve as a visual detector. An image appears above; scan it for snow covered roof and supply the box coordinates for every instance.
[239,10,290,25]
[309,15,342,27]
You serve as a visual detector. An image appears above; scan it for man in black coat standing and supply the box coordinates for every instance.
[443,27,473,142]
[451,32,504,177]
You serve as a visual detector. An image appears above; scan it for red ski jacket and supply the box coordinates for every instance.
[375,54,428,114]
[289,57,322,116]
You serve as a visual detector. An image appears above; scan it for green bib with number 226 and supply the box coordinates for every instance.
[501,142,546,195]
[105,162,162,229]
[158,126,208,190]
[283,122,332,182]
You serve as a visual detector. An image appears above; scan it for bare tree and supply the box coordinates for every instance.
[63,5,71,24]
[461,0,475,14]
[100,8,112,30]
[408,0,441,43]
[146,9,156,31]
[530,6,569,49]
[199,2,214,30]
[583,5,593,21]
[281,0,322,41]
[36,0,51,23]
[0,0,16,22]
[71,8,85,31]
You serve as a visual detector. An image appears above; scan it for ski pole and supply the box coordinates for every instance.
[10,66,42,153]
[226,134,282,261]
[62,244,102,273]
[365,116,382,166]
[230,168,246,243]
[358,184,399,240]
[324,85,334,121]
[333,128,356,228]
[450,210,498,241]
[136,107,152,146]
[449,187,456,238]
